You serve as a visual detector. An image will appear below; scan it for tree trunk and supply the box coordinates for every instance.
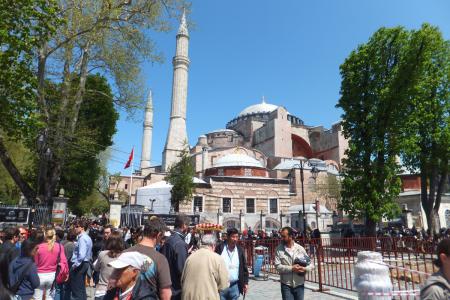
[0,136,36,204]
[365,216,377,237]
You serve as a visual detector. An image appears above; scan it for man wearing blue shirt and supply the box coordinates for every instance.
[70,220,93,300]
[215,228,249,300]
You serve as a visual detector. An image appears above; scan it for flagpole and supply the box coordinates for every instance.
[128,147,134,227]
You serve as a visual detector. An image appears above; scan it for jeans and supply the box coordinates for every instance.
[54,282,71,300]
[69,262,89,300]
[220,282,240,300]
[280,283,304,300]
[34,272,56,300]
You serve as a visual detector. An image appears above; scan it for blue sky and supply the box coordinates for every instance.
[108,0,450,173]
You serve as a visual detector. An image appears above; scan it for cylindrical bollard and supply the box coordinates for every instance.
[354,251,392,300]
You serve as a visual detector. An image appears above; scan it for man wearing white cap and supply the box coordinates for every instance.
[105,251,154,300]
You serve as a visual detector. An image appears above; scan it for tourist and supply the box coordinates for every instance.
[0,242,13,300]
[9,239,40,300]
[181,234,229,300]
[58,229,76,300]
[103,225,113,242]
[420,238,450,299]
[103,251,151,300]
[161,215,190,300]
[0,226,20,262]
[275,227,313,300]
[69,220,93,300]
[94,231,124,300]
[34,228,68,300]
[215,227,249,300]
[123,218,172,300]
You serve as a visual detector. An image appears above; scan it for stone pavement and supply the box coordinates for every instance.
[87,278,358,300]
[245,277,357,300]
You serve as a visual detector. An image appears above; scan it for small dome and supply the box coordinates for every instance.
[214,154,263,168]
[238,100,279,117]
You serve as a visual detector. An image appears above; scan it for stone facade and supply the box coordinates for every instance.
[178,176,291,231]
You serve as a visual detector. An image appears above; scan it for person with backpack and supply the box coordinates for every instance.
[123,218,172,300]
[9,239,40,300]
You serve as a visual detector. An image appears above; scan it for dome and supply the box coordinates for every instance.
[213,154,263,168]
[238,100,279,117]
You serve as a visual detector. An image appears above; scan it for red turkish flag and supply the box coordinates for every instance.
[124,148,134,169]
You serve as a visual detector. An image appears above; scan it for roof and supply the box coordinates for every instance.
[238,99,279,117]
[213,153,263,168]
[207,129,237,134]
[288,204,332,214]
[273,158,328,171]
[138,177,206,190]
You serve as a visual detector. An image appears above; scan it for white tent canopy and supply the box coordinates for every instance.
[135,177,206,214]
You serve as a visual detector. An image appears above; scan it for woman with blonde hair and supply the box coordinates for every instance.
[34,228,68,300]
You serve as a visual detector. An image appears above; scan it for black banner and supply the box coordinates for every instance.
[0,207,30,223]
[144,214,200,226]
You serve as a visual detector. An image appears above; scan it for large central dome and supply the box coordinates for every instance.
[238,99,278,117]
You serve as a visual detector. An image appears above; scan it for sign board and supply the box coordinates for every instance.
[144,214,200,226]
[51,198,67,225]
[0,207,30,224]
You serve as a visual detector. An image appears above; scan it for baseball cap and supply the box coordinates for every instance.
[108,251,148,270]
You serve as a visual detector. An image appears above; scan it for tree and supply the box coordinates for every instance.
[0,0,61,202]
[0,0,186,205]
[165,150,195,212]
[337,27,421,236]
[401,24,450,234]
[314,174,342,212]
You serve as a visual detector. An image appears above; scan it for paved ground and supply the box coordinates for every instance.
[86,277,358,300]
[245,276,357,300]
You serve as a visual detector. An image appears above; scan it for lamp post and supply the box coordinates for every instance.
[310,166,320,230]
[293,160,307,233]
[279,210,285,228]
[217,208,222,224]
[239,209,244,232]
[259,210,266,232]
[292,158,323,233]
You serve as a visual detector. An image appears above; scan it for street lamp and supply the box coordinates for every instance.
[310,166,320,230]
[259,210,266,232]
[292,160,308,233]
[292,158,323,233]
[239,209,244,232]
[217,208,222,224]
[279,210,285,228]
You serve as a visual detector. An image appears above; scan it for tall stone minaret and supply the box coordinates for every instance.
[162,10,190,171]
[140,90,153,174]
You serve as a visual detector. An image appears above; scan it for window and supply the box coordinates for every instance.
[269,198,278,214]
[124,184,128,190]
[246,198,255,213]
[244,168,252,176]
[193,196,203,213]
[218,168,224,176]
[222,198,232,213]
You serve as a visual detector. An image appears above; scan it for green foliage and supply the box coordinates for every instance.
[59,75,118,211]
[0,139,34,204]
[337,27,415,235]
[0,0,61,139]
[400,24,450,233]
[165,150,195,212]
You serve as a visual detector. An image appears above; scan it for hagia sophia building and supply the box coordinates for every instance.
[109,11,349,232]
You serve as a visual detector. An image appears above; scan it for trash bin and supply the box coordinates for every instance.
[253,245,269,280]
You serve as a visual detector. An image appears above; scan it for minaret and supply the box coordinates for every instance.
[140,90,153,174]
[162,10,190,171]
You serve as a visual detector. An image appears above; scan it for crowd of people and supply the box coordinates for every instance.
[0,217,449,300]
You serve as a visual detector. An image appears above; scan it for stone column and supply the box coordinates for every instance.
[110,192,122,228]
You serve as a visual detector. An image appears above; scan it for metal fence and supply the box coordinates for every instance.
[0,204,52,227]
[239,237,438,298]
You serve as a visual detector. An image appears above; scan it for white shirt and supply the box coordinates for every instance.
[221,244,239,282]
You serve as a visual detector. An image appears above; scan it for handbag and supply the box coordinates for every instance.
[54,243,69,285]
